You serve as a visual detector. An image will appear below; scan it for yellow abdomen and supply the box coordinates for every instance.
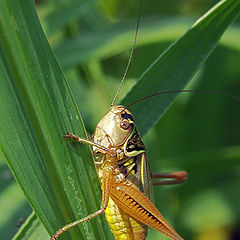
[105,197,147,240]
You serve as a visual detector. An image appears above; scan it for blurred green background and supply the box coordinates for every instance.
[1,0,240,239]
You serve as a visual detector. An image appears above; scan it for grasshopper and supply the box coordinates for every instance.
[51,0,186,239]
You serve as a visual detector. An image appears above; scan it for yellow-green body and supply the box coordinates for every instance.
[93,106,153,240]
[50,105,184,240]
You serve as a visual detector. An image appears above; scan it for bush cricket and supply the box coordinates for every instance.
[51,0,187,239]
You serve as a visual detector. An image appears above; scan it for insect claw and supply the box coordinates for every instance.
[50,228,63,240]
[63,131,71,139]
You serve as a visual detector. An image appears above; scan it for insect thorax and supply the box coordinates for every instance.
[94,127,146,184]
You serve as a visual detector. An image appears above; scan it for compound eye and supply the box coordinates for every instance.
[120,119,130,130]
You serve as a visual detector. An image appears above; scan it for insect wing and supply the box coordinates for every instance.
[139,153,154,202]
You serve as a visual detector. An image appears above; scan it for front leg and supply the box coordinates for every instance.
[63,132,116,156]
[50,161,114,240]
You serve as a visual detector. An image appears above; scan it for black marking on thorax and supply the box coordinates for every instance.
[126,131,145,153]
[118,155,138,176]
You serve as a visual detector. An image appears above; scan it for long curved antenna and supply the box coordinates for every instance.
[126,90,240,108]
[110,0,143,108]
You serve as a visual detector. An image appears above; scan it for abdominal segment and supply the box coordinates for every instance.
[105,197,147,240]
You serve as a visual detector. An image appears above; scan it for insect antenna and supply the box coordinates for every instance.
[127,89,240,108]
[110,0,143,108]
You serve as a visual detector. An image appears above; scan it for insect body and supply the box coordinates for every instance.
[50,0,186,238]
[51,105,184,240]
[94,105,151,240]
[93,105,183,240]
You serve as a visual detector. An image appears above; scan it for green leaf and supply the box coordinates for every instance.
[55,18,240,70]
[54,17,192,69]
[120,0,240,135]
[0,0,112,239]
[13,213,49,240]
[0,182,32,239]
[43,0,99,36]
